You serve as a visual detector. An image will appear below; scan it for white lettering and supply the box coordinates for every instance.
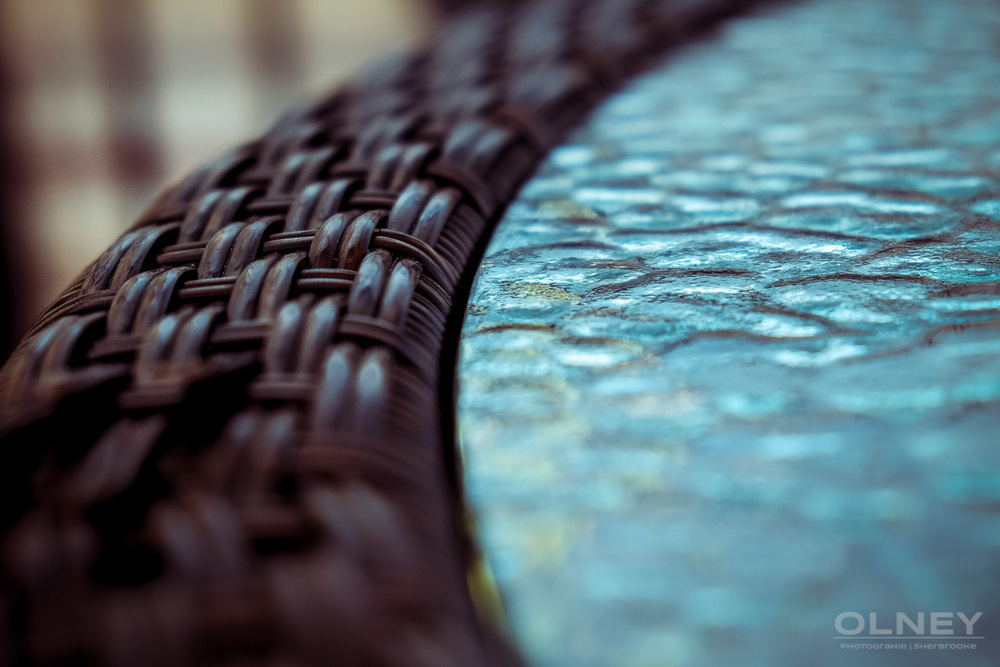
[897,612,924,635]
[836,612,865,636]
[869,612,892,635]
[930,613,953,635]
[957,612,982,635]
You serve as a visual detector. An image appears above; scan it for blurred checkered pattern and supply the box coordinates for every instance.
[0,0,429,346]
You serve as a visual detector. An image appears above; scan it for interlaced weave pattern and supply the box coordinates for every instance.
[0,1,760,664]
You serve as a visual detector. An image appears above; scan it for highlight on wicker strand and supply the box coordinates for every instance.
[0,1,762,664]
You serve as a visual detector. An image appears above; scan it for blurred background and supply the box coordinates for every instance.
[0,0,433,355]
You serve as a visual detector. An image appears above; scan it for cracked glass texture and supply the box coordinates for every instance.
[457,0,1000,666]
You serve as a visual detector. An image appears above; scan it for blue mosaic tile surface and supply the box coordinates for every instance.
[457,0,1000,665]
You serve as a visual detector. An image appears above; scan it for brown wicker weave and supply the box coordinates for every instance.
[0,1,760,664]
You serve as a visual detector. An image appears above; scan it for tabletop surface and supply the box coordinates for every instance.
[458,0,1000,665]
